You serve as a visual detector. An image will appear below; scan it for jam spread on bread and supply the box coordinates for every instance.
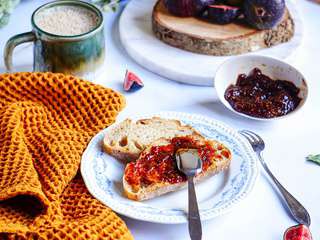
[124,136,230,189]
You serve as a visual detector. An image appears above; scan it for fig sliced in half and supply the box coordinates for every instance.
[284,225,313,240]
[123,70,144,92]
[207,5,241,24]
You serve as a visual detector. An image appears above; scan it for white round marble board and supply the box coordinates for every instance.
[119,0,303,86]
[81,112,259,224]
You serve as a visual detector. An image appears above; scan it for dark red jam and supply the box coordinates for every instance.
[124,136,229,188]
[224,68,302,118]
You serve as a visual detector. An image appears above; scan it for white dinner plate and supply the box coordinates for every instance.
[81,112,259,224]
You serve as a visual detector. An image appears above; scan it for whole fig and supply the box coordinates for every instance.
[164,0,195,16]
[243,0,285,30]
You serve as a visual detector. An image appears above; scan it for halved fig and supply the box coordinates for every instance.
[207,5,241,24]
[123,70,144,92]
[284,225,312,240]
[164,0,216,17]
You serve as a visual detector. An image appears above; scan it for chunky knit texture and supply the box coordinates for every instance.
[0,72,133,240]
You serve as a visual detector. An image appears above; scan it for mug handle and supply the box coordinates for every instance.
[4,32,36,72]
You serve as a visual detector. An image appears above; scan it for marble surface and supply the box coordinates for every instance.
[0,1,319,240]
[119,0,303,86]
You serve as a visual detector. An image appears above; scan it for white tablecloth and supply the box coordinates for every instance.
[0,1,319,239]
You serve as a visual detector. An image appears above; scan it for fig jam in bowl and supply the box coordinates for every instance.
[214,55,308,121]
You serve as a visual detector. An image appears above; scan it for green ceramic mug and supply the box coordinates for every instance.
[4,0,105,79]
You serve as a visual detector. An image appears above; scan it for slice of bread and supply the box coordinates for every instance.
[123,135,232,201]
[103,117,203,163]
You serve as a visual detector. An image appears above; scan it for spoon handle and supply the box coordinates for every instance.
[187,176,202,240]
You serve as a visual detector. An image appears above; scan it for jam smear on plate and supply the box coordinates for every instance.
[124,136,230,189]
[224,68,302,118]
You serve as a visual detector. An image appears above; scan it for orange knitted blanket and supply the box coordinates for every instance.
[0,72,133,239]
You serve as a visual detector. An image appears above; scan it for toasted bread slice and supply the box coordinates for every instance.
[103,117,203,163]
[123,135,232,201]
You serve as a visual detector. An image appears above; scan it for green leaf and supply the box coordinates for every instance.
[0,0,20,28]
[93,0,122,12]
[0,13,10,28]
[307,154,320,165]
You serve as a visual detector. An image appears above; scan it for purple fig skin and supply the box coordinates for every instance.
[164,0,197,17]
[207,5,241,24]
[243,0,285,30]
[193,0,216,14]
[164,0,215,17]
[128,82,144,92]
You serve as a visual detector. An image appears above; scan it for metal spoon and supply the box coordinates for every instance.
[176,148,202,240]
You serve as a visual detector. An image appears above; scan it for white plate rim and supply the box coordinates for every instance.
[81,112,259,224]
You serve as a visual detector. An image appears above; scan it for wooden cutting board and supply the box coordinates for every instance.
[152,0,294,56]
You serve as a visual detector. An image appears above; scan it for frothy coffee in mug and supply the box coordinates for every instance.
[34,5,99,36]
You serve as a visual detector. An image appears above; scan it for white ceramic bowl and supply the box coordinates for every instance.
[215,55,308,121]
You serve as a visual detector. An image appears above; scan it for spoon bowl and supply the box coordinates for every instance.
[176,148,202,176]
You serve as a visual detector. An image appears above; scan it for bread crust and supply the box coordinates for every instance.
[103,117,204,163]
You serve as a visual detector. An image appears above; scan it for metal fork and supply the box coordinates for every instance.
[239,130,311,226]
